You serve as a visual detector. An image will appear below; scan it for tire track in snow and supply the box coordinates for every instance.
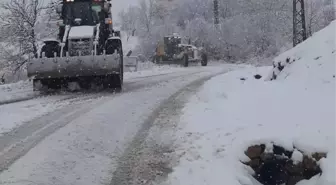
[0,68,217,173]
[0,67,200,107]
[0,91,101,107]
[110,70,228,185]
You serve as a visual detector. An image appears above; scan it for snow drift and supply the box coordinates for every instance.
[267,20,336,81]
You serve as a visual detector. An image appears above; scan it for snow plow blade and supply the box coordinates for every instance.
[27,53,123,91]
[27,53,121,79]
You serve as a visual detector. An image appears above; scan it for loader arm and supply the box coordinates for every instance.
[60,25,70,57]
[94,23,100,55]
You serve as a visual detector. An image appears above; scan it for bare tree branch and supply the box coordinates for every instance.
[0,0,51,73]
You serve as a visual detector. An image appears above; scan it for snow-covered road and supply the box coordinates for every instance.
[0,64,238,185]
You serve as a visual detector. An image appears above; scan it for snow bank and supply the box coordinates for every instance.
[166,67,335,185]
[0,80,36,104]
[267,20,336,81]
[163,21,335,185]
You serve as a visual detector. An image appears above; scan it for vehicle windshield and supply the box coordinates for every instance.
[63,2,101,26]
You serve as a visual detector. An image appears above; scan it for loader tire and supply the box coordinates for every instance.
[33,79,48,92]
[114,47,124,92]
[103,66,123,92]
[40,41,60,58]
[201,53,208,66]
[33,79,60,93]
[183,54,189,67]
[114,67,123,92]
[105,38,123,92]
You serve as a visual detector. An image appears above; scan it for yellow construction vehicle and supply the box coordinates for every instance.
[154,34,208,67]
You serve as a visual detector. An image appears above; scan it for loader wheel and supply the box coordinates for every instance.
[114,48,124,92]
[40,41,60,58]
[114,67,123,92]
[33,79,60,93]
[33,79,48,92]
[183,54,189,67]
[201,53,208,66]
[155,56,163,64]
[103,66,123,92]
[105,39,123,92]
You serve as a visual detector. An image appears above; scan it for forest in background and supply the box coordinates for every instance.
[119,0,335,62]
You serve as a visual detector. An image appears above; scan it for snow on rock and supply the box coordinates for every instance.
[162,21,335,185]
[264,143,274,154]
[291,149,304,165]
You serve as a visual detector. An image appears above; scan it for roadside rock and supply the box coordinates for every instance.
[245,144,265,159]
[243,143,325,185]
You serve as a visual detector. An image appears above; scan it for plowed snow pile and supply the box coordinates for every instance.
[163,21,335,185]
[0,80,36,104]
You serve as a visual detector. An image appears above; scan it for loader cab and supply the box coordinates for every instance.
[57,0,113,39]
[164,35,182,58]
[53,0,116,56]
[60,0,105,26]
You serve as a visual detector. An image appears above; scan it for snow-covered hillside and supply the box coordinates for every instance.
[163,21,335,185]
[267,19,336,82]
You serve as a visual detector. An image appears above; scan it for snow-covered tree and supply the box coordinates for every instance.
[0,0,48,72]
[37,0,60,40]
[306,0,336,36]
[119,6,139,41]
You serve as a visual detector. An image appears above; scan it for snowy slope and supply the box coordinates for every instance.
[267,20,336,81]
[162,21,335,185]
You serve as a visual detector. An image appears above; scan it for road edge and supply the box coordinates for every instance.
[109,70,229,185]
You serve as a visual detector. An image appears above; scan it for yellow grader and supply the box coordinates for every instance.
[154,34,208,67]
